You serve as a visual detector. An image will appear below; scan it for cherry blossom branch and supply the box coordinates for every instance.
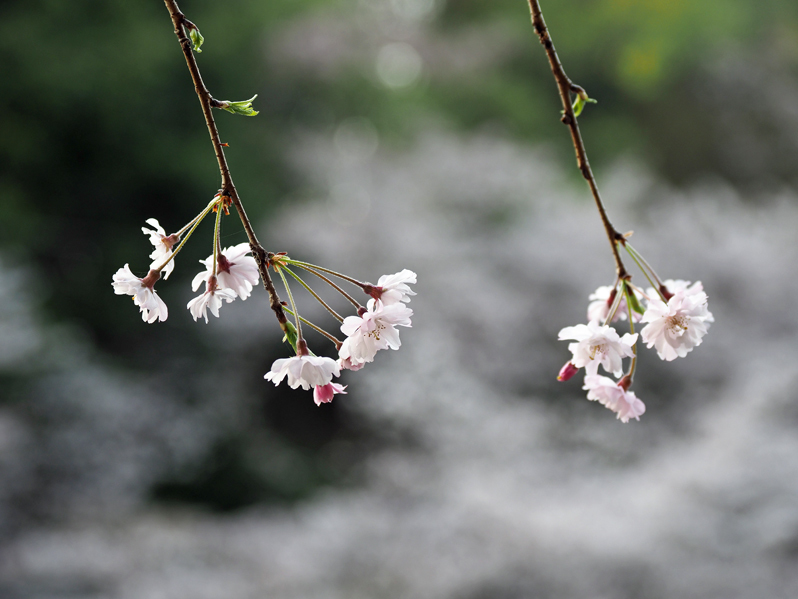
[163,0,288,329]
[526,0,628,279]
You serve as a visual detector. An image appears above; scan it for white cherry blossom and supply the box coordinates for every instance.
[192,243,259,300]
[583,375,645,423]
[142,219,178,280]
[187,276,236,323]
[339,299,413,365]
[374,269,417,305]
[648,279,714,323]
[558,320,637,377]
[313,382,347,406]
[640,289,711,361]
[265,355,340,390]
[112,265,168,323]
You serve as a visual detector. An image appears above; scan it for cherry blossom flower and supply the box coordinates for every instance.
[142,219,179,280]
[264,355,340,390]
[371,269,417,305]
[191,243,259,300]
[313,382,347,406]
[640,289,711,361]
[339,299,413,365]
[112,265,168,323]
[583,374,645,423]
[648,279,714,323]
[587,285,642,323]
[187,276,236,323]
[558,320,637,377]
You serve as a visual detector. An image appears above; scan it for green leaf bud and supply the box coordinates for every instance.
[218,95,259,117]
[188,27,204,53]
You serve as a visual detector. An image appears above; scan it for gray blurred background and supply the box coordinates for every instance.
[2,0,798,597]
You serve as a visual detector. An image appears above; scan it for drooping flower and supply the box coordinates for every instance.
[587,285,642,324]
[372,269,417,305]
[640,289,711,361]
[192,243,259,300]
[583,374,645,423]
[112,265,168,323]
[264,355,340,390]
[339,299,413,365]
[313,382,347,406]
[187,275,236,323]
[142,219,179,280]
[558,320,637,377]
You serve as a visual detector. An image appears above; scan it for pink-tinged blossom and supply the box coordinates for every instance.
[587,285,642,324]
[112,265,168,323]
[640,289,711,361]
[192,243,259,300]
[338,356,365,372]
[558,320,637,377]
[187,276,236,323]
[142,219,179,280]
[313,382,347,406]
[265,355,340,390]
[583,375,645,423]
[648,280,714,323]
[372,269,417,305]
[339,299,413,365]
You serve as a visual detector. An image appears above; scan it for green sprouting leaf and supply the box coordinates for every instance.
[282,320,299,352]
[624,283,646,315]
[572,94,597,117]
[219,95,259,116]
[188,27,204,53]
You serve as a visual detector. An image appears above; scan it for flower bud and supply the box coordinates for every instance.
[557,361,579,382]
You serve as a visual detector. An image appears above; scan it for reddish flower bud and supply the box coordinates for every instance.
[557,361,579,382]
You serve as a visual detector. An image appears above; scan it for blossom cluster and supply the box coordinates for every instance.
[264,270,415,405]
[111,203,415,407]
[558,278,713,422]
[112,217,259,325]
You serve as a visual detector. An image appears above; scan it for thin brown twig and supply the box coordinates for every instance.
[163,0,288,328]
[526,0,628,279]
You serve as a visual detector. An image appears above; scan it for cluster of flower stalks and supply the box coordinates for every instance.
[557,244,713,423]
[112,193,415,406]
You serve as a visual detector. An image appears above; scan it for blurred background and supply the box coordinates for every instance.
[2,0,798,597]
